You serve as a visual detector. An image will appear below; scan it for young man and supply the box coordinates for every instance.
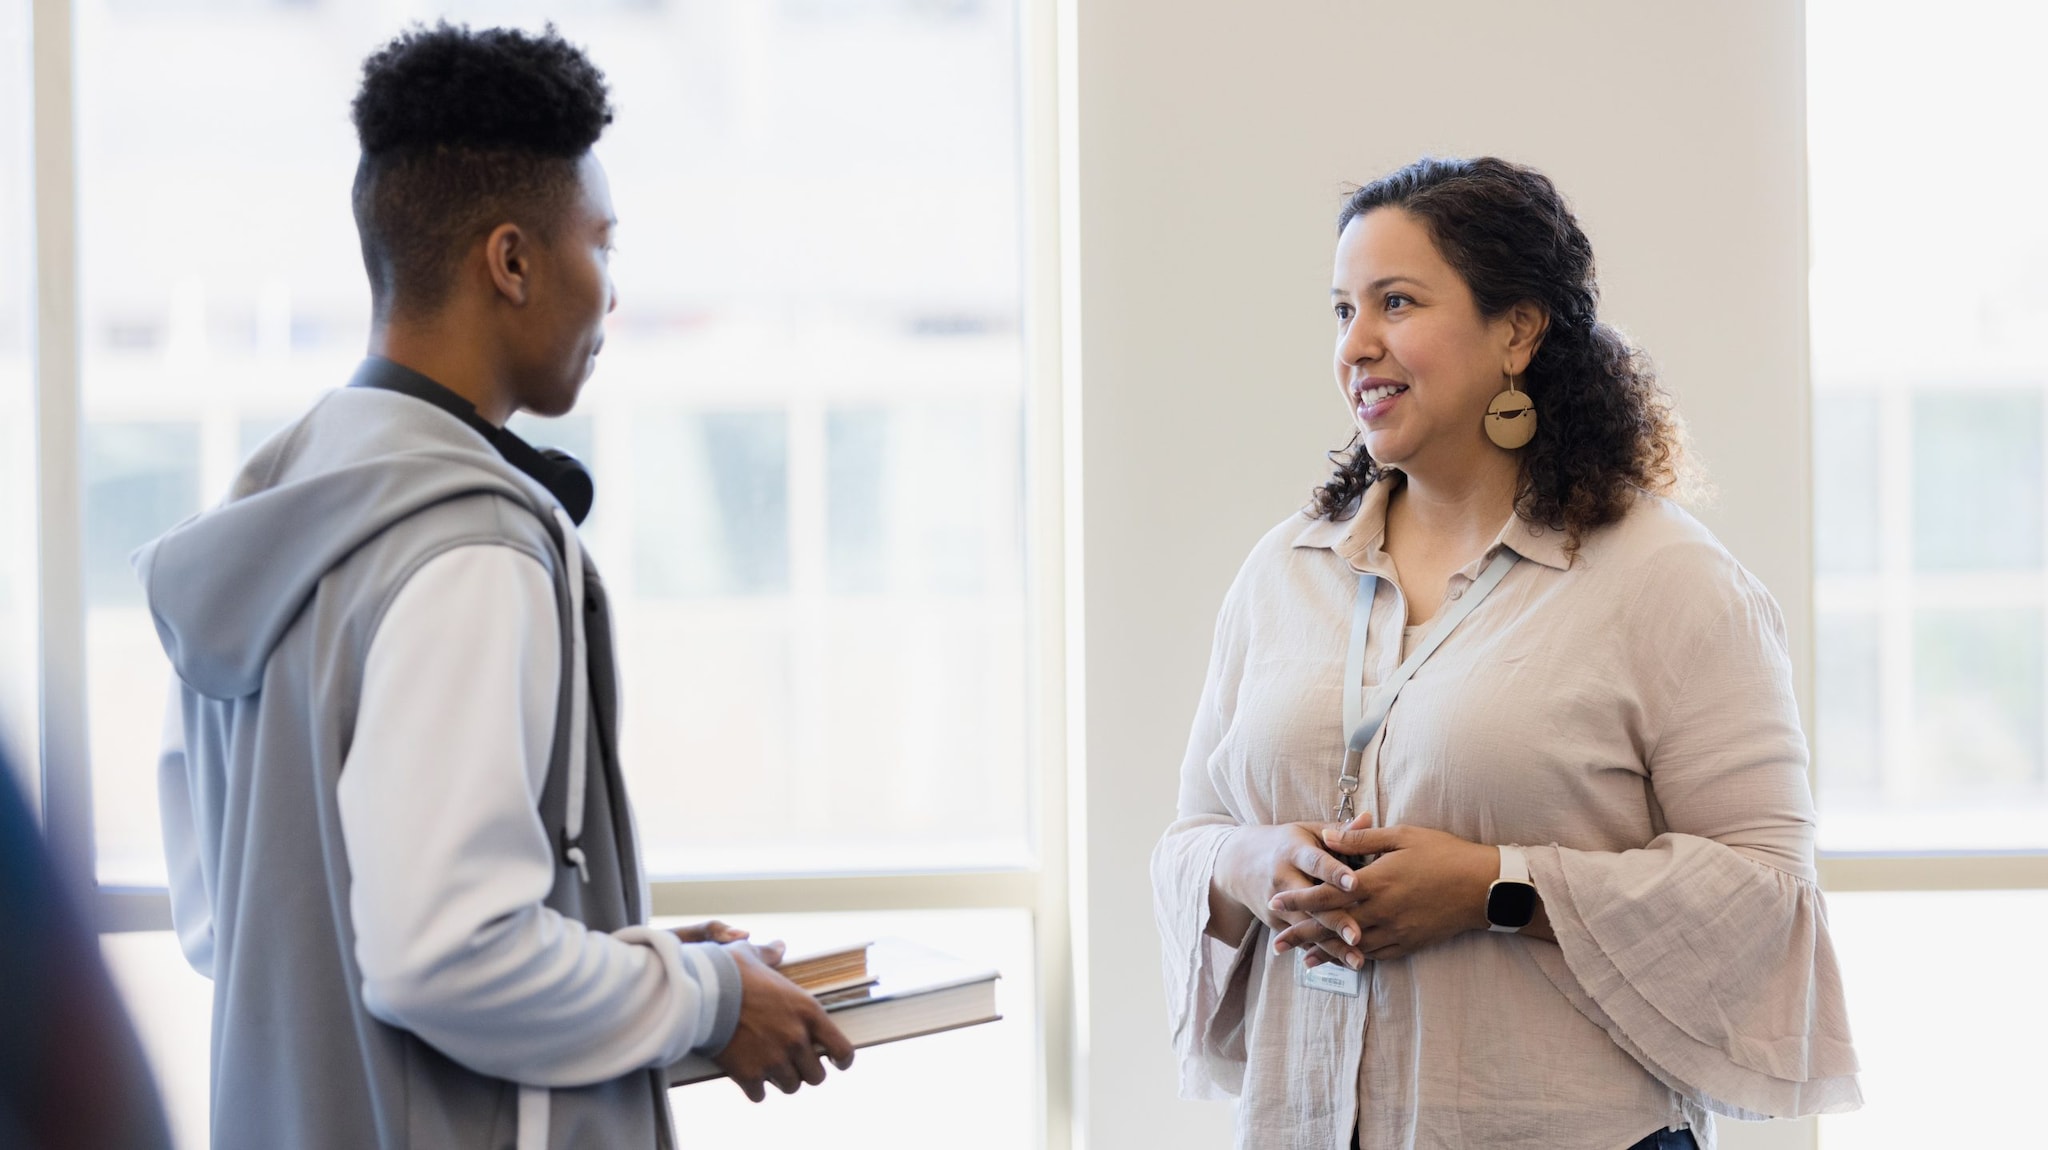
[140,25,851,1149]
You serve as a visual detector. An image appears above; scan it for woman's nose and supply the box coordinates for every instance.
[1339,318,1381,366]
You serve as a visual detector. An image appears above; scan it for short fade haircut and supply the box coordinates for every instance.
[350,23,613,319]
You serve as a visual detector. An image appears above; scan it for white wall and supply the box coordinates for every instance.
[1068,2,1811,1146]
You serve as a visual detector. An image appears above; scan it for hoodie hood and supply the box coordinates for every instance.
[134,384,561,700]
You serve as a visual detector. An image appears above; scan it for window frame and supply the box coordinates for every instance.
[26,1,1076,1146]
[1796,3,2048,1146]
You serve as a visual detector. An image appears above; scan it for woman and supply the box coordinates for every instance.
[1150,157,1860,1150]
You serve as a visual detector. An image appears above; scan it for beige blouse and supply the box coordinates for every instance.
[1151,480,1861,1150]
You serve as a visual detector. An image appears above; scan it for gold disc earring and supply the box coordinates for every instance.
[1484,370,1537,450]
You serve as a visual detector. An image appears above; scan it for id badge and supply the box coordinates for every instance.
[1293,949,1362,997]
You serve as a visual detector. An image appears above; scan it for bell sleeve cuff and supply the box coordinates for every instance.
[1151,820,1261,1100]
[1524,834,1863,1120]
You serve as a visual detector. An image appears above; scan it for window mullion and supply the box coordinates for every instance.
[1819,853,2048,893]
[31,0,91,895]
[96,885,172,933]
[96,869,1052,936]
[1024,0,1075,1144]
[649,869,1042,917]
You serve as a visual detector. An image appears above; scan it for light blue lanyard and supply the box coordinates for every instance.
[1337,549,1520,823]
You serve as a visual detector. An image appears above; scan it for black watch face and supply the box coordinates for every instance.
[1487,881,1538,929]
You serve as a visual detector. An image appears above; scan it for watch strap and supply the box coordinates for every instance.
[1496,844,1529,884]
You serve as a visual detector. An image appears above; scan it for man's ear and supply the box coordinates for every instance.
[484,222,531,306]
[1503,300,1550,375]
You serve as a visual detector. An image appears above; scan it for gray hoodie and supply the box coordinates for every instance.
[137,374,736,1150]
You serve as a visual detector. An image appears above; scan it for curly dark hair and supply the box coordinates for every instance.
[1312,157,1689,552]
[349,22,614,318]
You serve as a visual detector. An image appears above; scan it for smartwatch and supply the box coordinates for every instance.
[1486,845,1538,933]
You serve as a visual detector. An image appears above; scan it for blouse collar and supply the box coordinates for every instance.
[1290,474,1573,574]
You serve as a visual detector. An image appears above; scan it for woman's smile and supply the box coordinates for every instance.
[1353,377,1410,422]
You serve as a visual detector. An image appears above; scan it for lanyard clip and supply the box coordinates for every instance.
[1334,748,1362,823]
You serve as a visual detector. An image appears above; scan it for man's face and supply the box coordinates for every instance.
[507,152,618,417]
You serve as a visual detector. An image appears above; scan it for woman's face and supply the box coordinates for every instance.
[1330,207,1524,475]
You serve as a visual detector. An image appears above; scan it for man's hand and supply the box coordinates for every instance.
[672,919,753,946]
[1268,823,1501,963]
[711,942,855,1103]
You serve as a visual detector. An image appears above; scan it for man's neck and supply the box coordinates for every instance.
[369,316,515,427]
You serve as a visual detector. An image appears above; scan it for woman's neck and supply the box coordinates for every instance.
[1386,453,1520,559]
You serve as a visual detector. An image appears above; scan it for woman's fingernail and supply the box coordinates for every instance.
[1342,927,1359,945]
[1274,939,1292,952]
[1339,873,1354,890]
[1347,953,1365,970]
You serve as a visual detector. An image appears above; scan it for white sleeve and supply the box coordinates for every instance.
[158,678,215,979]
[337,544,737,1088]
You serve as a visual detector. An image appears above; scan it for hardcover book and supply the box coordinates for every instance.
[668,937,1001,1087]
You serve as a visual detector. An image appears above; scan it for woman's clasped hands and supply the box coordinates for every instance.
[1239,816,1508,967]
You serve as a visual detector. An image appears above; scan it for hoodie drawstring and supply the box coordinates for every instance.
[553,508,591,885]
[516,1082,550,1150]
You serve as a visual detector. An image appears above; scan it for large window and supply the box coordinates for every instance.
[26,1,1060,1146]
[1809,0,2048,854]
[77,0,1033,885]
[1808,1,2048,1145]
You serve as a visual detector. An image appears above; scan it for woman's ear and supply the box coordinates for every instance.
[484,222,531,306]
[1503,301,1550,375]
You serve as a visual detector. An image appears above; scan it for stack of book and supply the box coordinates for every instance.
[669,938,1001,1086]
